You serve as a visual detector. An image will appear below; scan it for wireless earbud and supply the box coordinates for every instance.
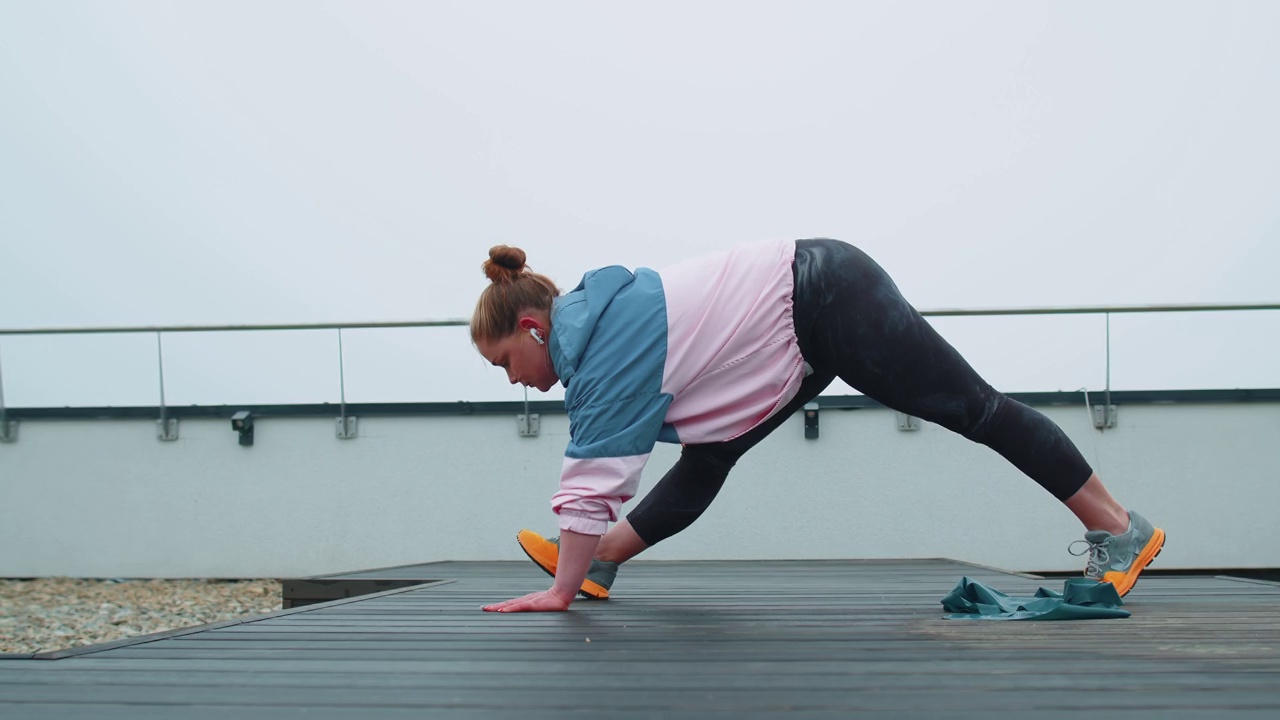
[529,328,545,345]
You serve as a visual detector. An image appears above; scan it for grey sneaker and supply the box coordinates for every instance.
[1069,510,1166,597]
[515,529,619,600]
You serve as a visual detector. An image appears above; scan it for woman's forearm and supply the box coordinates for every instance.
[550,530,602,604]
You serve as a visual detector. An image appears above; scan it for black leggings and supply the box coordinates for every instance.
[626,239,1094,546]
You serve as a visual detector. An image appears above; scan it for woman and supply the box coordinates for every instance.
[472,238,1164,613]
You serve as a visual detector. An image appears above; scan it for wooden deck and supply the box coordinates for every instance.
[2,559,1278,719]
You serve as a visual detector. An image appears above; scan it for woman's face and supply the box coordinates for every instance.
[476,321,559,392]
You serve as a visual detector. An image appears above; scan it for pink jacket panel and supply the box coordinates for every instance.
[657,238,805,443]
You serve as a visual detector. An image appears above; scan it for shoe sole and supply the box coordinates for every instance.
[1105,527,1166,598]
[515,529,610,600]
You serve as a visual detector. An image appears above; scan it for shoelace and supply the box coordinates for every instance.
[1068,539,1110,578]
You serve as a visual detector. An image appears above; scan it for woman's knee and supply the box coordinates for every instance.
[953,390,1010,444]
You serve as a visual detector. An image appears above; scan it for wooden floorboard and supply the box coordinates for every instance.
[1,559,1277,719]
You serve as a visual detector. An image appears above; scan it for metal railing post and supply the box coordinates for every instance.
[1105,312,1112,410]
[335,328,357,439]
[1091,312,1117,431]
[0,344,14,443]
[156,332,178,440]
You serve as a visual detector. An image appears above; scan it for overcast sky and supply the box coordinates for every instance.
[2,0,1277,408]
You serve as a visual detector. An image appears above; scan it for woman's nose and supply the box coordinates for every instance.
[507,370,518,384]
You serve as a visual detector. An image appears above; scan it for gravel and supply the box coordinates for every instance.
[0,578,282,655]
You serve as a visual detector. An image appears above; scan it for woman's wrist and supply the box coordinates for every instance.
[551,529,602,606]
[548,585,577,606]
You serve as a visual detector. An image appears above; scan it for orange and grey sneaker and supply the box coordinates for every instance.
[1070,510,1166,597]
[516,529,618,600]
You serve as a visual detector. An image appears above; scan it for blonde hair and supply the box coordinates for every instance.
[471,245,560,343]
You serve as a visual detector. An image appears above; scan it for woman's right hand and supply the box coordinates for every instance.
[482,588,574,613]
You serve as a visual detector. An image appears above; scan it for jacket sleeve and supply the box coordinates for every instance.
[548,265,671,535]
[551,392,671,535]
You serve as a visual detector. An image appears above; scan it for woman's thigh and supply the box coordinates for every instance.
[795,240,999,434]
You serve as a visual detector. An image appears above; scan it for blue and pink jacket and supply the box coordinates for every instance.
[547,239,805,535]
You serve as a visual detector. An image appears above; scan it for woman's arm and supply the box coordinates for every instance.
[482,530,601,613]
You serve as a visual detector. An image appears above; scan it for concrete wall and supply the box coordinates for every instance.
[1,400,1276,578]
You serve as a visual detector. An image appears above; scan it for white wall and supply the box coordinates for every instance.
[1,401,1276,578]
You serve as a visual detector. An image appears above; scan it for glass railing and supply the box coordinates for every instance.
[2,302,1278,439]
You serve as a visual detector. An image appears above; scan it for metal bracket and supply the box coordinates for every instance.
[803,402,819,440]
[517,413,540,438]
[1092,405,1118,430]
[156,418,179,441]
[336,416,359,439]
[896,412,920,431]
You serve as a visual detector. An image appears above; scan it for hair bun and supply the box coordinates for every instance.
[482,245,527,283]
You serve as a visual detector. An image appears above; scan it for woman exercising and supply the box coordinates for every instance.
[472,238,1164,613]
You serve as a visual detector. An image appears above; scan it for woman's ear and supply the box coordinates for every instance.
[516,316,546,344]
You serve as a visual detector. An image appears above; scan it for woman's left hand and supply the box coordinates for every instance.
[482,589,573,613]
